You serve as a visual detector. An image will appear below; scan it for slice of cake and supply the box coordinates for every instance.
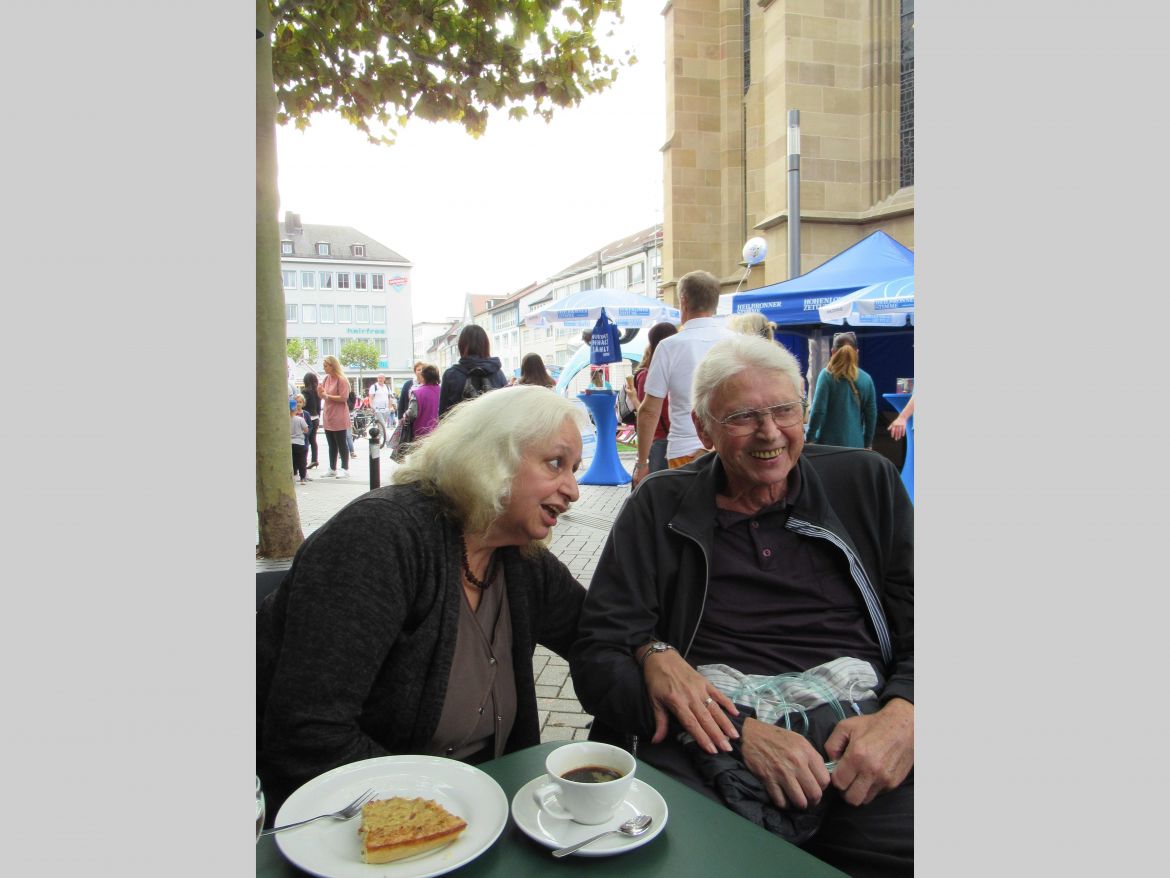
[359,796,468,864]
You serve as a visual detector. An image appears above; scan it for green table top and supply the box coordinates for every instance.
[257,741,845,877]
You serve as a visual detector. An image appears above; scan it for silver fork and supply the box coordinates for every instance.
[259,787,376,836]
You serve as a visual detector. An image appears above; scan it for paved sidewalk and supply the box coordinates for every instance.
[258,434,632,743]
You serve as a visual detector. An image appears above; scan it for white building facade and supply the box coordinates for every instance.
[421,225,663,386]
[412,321,456,364]
[279,212,414,388]
[519,224,663,370]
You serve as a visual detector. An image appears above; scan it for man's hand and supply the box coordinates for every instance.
[631,460,649,487]
[632,395,664,487]
[823,698,914,806]
[740,717,831,810]
[642,649,738,754]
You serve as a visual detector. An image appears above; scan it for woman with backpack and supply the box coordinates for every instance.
[806,331,878,449]
[438,325,508,417]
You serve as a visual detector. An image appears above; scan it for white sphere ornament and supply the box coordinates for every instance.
[742,237,768,265]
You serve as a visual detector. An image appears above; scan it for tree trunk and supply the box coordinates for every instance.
[256,0,304,558]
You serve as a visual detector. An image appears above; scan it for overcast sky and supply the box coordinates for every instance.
[275,5,665,323]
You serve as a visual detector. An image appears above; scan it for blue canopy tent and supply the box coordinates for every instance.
[731,231,915,399]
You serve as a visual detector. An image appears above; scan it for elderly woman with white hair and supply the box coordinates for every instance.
[727,311,777,341]
[257,386,591,813]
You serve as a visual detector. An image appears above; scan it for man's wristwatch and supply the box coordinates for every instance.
[633,460,649,471]
[637,641,676,665]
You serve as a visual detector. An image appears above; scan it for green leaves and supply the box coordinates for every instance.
[287,337,320,362]
[269,0,628,140]
[339,340,380,372]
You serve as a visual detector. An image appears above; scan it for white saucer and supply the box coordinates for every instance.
[510,775,668,857]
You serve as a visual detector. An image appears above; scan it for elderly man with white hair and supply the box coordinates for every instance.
[571,335,914,878]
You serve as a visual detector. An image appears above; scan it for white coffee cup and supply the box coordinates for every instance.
[532,742,636,825]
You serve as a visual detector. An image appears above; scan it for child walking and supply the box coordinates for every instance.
[291,395,310,484]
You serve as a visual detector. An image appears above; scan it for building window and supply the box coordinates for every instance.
[580,277,594,291]
[354,273,367,290]
[351,243,366,257]
[281,270,296,289]
[374,338,387,356]
[372,306,386,324]
[316,242,330,256]
[300,271,315,289]
[319,304,334,323]
[301,304,317,323]
[355,305,370,323]
[321,337,335,356]
[286,304,298,322]
[336,272,350,289]
[337,305,352,323]
[371,273,384,290]
[281,240,294,255]
[900,0,915,188]
[319,271,333,289]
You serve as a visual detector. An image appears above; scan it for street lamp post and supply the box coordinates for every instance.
[788,109,823,395]
[787,109,801,279]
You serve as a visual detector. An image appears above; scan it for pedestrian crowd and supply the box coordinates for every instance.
[262,275,916,876]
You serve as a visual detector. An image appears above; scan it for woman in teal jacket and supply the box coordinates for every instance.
[807,333,877,448]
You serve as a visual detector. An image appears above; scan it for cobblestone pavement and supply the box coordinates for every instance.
[257,434,632,742]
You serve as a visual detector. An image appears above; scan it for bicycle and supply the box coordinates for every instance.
[351,407,374,439]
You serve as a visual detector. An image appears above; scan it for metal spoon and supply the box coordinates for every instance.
[551,814,654,858]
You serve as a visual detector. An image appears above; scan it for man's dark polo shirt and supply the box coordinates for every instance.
[685,466,885,681]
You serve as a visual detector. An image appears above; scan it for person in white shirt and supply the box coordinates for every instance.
[632,270,733,488]
[368,374,392,437]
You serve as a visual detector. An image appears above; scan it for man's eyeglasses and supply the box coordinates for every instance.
[717,401,808,435]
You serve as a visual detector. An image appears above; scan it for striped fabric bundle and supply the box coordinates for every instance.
[697,657,879,727]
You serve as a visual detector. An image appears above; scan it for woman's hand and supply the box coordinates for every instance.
[641,649,739,754]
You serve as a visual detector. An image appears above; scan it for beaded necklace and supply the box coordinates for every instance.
[461,541,497,590]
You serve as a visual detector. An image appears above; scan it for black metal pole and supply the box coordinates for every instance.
[367,422,381,489]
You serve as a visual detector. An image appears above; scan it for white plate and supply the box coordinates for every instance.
[274,755,508,878]
[510,774,668,857]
